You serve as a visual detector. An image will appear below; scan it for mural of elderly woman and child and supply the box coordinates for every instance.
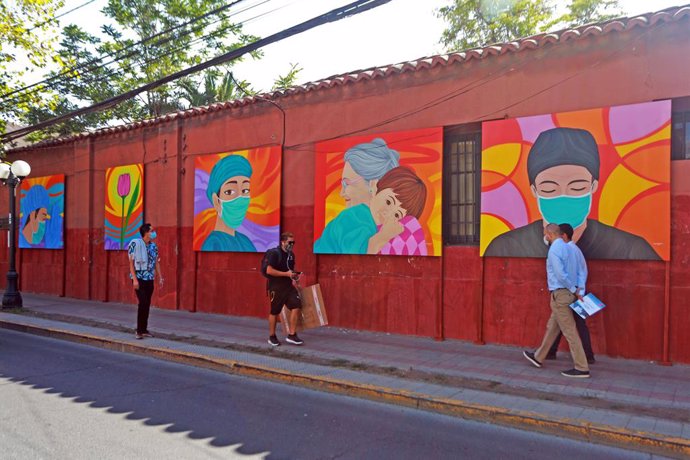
[314,127,442,256]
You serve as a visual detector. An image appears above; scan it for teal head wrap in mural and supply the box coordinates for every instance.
[206,155,253,203]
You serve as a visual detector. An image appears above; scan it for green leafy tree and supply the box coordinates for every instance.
[21,0,262,138]
[176,68,254,109]
[272,63,303,91]
[0,0,64,142]
[438,0,620,52]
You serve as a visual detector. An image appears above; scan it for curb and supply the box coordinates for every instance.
[2,318,689,459]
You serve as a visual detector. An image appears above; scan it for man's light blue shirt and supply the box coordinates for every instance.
[546,238,577,293]
[568,240,588,294]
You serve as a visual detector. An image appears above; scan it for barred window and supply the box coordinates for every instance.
[443,125,481,245]
[672,110,690,160]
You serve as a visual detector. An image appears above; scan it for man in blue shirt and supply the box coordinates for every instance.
[523,224,590,378]
[546,223,595,363]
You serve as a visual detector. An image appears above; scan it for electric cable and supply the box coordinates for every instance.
[1,0,254,101]
[2,0,393,143]
[28,0,99,32]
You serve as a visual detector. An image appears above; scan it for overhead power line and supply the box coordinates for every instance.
[2,0,393,144]
[28,0,99,32]
[1,0,253,102]
[0,0,281,110]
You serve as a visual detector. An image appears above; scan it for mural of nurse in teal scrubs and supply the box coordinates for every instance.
[201,155,257,252]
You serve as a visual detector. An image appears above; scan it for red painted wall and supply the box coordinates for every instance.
[4,18,690,363]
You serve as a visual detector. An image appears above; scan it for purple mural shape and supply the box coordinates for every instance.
[609,100,672,144]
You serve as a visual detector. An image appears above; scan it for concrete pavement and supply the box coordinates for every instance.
[1,293,689,458]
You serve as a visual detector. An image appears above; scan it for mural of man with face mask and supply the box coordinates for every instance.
[20,185,51,247]
[484,127,660,260]
[201,155,257,252]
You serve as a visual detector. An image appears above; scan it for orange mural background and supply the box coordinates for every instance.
[314,127,443,256]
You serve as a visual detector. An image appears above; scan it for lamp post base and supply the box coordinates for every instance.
[2,270,22,309]
[2,290,23,309]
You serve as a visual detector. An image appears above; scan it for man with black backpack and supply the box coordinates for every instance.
[263,232,304,346]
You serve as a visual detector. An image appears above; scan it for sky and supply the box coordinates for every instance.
[12,0,688,95]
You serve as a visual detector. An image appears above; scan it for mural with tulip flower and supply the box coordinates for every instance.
[105,164,144,250]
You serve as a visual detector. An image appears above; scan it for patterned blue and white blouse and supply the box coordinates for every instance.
[127,239,159,281]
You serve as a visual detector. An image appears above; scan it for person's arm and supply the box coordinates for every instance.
[576,252,587,299]
[266,265,293,278]
[367,214,404,254]
[128,248,139,290]
[156,258,164,287]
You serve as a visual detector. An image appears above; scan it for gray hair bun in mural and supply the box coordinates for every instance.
[527,127,600,185]
[344,138,400,180]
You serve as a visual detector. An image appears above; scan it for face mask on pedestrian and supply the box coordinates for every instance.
[543,235,550,247]
[217,195,250,229]
[537,190,592,228]
[149,231,157,240]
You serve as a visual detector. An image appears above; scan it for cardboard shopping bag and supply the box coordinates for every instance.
[280,283,328,334]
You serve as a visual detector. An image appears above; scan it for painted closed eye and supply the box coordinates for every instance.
[569,187,586,192]
[539,188,556,194]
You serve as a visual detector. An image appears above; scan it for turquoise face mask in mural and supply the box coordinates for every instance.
[537,192,592,228]
[218,195,250,229]
[32,221,46,244]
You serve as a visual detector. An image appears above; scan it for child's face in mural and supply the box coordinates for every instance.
[530,164,599,228]
[340,162,370,208]
[212,175,251,230]
[369,187,407,225]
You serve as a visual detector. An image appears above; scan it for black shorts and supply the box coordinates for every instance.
[269,286,301,315]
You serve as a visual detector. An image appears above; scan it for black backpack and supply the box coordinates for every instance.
[260,247,281,278]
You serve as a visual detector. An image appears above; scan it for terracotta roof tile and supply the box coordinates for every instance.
[10,5,690,152]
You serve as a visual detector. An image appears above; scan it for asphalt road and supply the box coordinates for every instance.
[0,329,664,460]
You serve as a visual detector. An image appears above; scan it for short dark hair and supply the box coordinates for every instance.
[559,223,574,240]
[139,223,152,237]
[527,127,600,185]
[280,232,294,242]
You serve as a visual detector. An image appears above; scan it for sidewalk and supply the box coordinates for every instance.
[1,293,689,458]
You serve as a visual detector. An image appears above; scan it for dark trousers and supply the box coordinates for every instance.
[547,309,594,360]
[135,279,154,334]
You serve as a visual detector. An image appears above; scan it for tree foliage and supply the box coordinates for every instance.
[437,0,621,52]
[19,0,262,139]
[0,0,64,140]
[272,63,303,91]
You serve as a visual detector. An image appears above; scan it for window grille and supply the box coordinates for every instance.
[443,125,481,245]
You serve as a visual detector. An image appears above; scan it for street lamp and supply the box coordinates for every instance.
[0,160,31,309]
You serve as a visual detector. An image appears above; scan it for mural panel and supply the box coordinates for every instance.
[481,100,670,260]
[314,127,442,256]
[105,164,144,250]
[19,174,65,249]
[193,147,281,252]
